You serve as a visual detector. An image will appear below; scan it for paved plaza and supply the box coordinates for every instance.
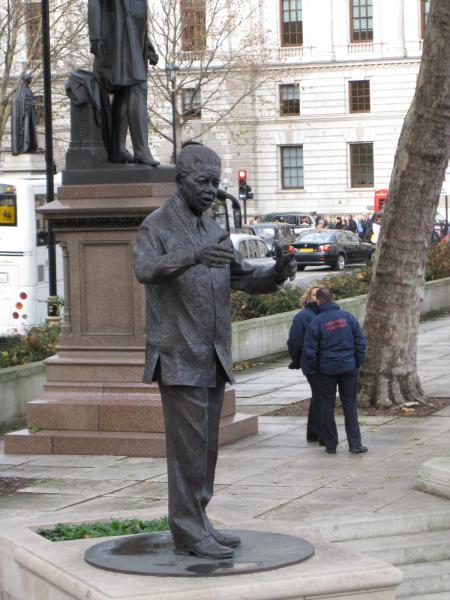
[0,313,449,524]
[0,314,449,598]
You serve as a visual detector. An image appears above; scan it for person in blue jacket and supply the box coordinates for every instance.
[302,287,368,455]
[287,287,323,444]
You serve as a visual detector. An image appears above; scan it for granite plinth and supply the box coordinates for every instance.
[4,179,260,457]
[62,162,175,185]
[1,151,46,175]
[25,388,236,432]
[84,530,315,577]
[5,413,258,456]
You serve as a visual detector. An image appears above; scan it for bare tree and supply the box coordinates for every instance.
[0,0,89,149]
[359,0,450,408]
[147,0,270,152]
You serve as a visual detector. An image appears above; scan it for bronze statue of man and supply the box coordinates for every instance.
[133,142,297,559]
[88,0,159,166]
[11,73,38,155]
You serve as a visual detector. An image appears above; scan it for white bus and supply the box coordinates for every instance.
[0,175,63,336]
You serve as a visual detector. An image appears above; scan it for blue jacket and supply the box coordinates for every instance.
[302,301,366,375]
[287,302,319,369]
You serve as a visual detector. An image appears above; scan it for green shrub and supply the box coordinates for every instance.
[319,265,372,300]
[426,241,450,281]
[0,326,60,369]
[231,286,303,321]
[37,516,169,541]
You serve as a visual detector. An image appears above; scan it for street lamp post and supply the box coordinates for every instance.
[166,63,179,163]
[41,0,59,325]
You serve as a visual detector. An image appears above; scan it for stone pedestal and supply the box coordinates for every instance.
[0,151,46,176]
[5,176,258,455]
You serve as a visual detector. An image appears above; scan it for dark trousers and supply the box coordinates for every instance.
[318,370,362,451]
[306,373,323,443]
[158,368,225,547]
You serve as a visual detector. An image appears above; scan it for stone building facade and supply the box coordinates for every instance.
[152,0,448,217]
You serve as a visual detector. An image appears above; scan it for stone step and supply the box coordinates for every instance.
[418,457,450,500]
[302,511,450,543]
[404,594,450,599]
[4,413,258,456]
[337,529,450,565]
[26,389,236,432]
[396,560,450,597]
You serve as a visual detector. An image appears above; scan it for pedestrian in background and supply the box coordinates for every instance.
[357,215,365,239]
[287,287,323,444]
[334,216,344,229]
[347,214,357,233]
[302,287,368,455]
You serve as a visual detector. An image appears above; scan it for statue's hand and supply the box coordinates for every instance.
[273,241,297,282]
[147,41,159,66]
[195,232,234,268]
[90,39,106,58]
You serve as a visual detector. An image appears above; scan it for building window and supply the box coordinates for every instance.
[181,0,206,51]
[25,2,42,61]
[281,0,303,47]
[350,0,373,43]
[182,88,201,119]
[350,143,374,187]
[279,84,300,116]
[281,146,304,189]
[34,94,44,125]
[349,80,370,113]
[420,0,430,38]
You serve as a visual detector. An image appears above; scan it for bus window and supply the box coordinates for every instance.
[35,193,48,246]
[0,184,17,226]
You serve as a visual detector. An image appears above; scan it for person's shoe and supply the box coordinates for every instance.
[208,524,241,548]
[307,435,319,443]
[325,447,337,454]
[318,439,326,447]
[174,535,234,559]
[349,446,368,454]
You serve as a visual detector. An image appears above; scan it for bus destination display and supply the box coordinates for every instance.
[0,185,17,226]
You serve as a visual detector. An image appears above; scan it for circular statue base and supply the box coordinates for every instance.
[84,530,315,577]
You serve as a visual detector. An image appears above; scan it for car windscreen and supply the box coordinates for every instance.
[299,232,336,243]
[252,226,275,239]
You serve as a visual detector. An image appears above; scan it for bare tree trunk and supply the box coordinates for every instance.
[359,0,450,408]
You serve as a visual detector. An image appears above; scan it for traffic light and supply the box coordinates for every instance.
[238,170,247,200]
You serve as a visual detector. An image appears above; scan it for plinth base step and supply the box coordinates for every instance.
[26,389,236,433]
[4,413,258,457]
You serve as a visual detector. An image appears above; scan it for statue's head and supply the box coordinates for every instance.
[22,73,32,85]
[176,141,221,216]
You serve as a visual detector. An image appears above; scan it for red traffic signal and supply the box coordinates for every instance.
[238,170,247,184]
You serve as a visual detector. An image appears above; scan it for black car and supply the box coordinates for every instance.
[250,222,297,253]
[295,230,375,271]
[262,211,316,232]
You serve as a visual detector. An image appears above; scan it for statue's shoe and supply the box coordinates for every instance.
[133,152,160,167]
[174,535,234,559]
[208,525,241,548]
[110,150,134,163]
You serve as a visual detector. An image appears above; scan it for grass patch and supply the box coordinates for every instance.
[36,517,169,542]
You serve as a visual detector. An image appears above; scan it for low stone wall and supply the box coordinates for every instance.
[231,276,450,363]
[0,362,47,434]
